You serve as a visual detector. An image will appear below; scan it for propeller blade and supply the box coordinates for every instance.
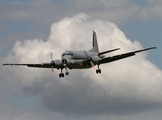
[52,66,54,73]
[84,50,88,58]
[50,52,54,73]
[50,52,53,61]
[84,50,95,67]
[90,60,95,67]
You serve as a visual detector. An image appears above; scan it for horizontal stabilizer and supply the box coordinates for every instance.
[99,48,120,56]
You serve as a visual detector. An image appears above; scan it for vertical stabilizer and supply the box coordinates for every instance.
[88,31,99,53]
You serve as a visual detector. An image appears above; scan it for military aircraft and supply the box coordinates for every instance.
[3,31,156,78]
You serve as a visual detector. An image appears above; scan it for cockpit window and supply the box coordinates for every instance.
[62,52,73,56]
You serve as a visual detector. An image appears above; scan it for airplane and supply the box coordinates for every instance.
[3,31,156,78]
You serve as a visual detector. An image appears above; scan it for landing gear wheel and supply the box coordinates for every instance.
[98,69,101,73]
[65,72,69,75]
[61,73,64,77]
[96,69,99,74]
[96,69,101,74]
[59,73,62,78]
[59,73,64,78]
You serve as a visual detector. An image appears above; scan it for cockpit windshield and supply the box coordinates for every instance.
[62,51,73,56]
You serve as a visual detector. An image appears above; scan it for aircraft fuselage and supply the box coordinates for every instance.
[61,50,100,69]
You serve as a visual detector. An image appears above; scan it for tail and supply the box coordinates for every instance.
[88,31,99,53]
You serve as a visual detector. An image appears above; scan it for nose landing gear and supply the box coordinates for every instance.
[59,73,64,78]
[59,68,69,78]
[59,69,64,78]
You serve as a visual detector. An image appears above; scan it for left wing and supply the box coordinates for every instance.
[99,47,156,64]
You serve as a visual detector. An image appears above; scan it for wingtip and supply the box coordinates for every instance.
[148,47,157,50]
[3,63,14,66]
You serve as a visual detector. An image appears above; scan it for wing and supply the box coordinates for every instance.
[3,63,61,69]
[99,47,156,64]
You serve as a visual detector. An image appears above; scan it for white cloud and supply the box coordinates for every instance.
[1,13,162,119]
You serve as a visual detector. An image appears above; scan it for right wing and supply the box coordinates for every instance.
[3,63,61,69]
[99,47,156,64]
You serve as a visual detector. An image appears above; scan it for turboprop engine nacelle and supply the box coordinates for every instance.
[91,56,101,63]
[51,60,62,66]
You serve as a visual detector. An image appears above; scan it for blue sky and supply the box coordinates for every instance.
[0,0,162,120]
[130,0,148,6]
[122,20,162,69]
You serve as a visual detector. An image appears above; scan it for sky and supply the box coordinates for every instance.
[0,0,162,120]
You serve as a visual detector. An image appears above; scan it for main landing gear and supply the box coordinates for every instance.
[96,69,101,74]
[59,73,64,78]
[59,68,69,78]
[96,65,101,74]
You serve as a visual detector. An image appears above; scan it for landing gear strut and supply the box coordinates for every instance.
[59,69,64,78]
[96,65,101,74]
[65,67,69,75]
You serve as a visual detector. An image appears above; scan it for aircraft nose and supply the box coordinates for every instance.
[62,59,68,67]
[62,59,67,64]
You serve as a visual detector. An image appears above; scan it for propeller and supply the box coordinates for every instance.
[50,52,54,73]
[84,50,95,67]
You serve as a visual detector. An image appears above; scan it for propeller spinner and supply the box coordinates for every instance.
[50,52,54,73]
